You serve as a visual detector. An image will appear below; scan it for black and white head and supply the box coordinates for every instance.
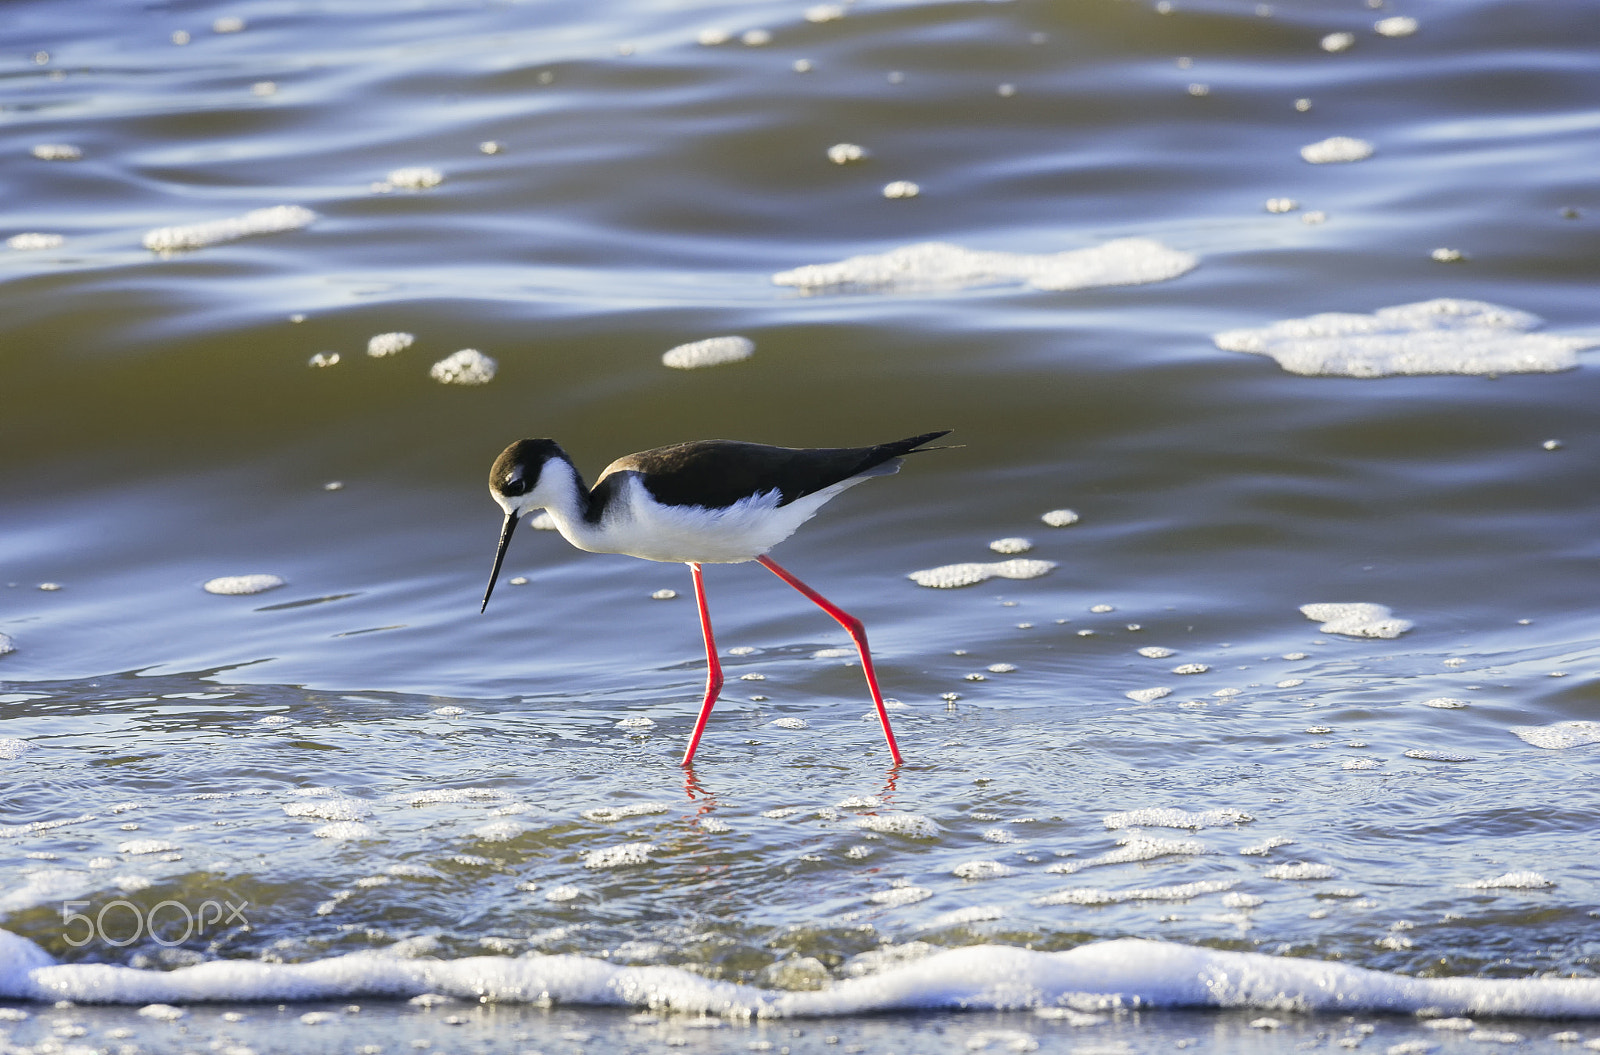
[481,438,571,613]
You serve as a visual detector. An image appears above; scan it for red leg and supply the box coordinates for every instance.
[757,555,904,766]
[680,562,723,768]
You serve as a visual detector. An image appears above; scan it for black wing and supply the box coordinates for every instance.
[602,430,951,511]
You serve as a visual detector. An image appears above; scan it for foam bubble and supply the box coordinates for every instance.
[741,29,771,46]
[1138,647,1176,659]
[387,167,443,190]
[1342,758,1383,770]
[1421,697,1469,709]
[313,822,374,840]
[1509,721,1600,750]
[544,885,581,902]
[1172,663,1209,675]
[770,717,808,729]
[1034,879,1237,906]
[1216,298,1600,377]
[1461,871,1554,890]
[582,802,671,823]
[869,886,932,906]
[804,3,844,21]
[429,349,496,385]
[882,180,920,199]
[7,233,64,250]
[1040,509,1080,527]
[774,239,1196,295]
[137,1003,185,1021]
[472,821,526,842]
[1049,837,1206,874]
[908,559,1057,588]
[1405,749,1475,762]
[696,27,730,45]
[615,717,655,729]
[1265,198,1299,213]
[662,335,754,369]
[988,538,1033,554]
[31,143,82,161]
[1264,862,1335,880]
[583,842,655,869]
[367,332,414,357]
[203,573,287,596]
[143,205,315,251]
[1299,602,1412,638]
[1126,687,1172,704]
[1301,136,1374,164]
[1103,808,1252,830]
[213,16,245,32]
[854,813,939,839]
[395,788,509,806]
[953,860,1014,880]
[0,738,32,760]
[118,839,179,855]
[0,633,14,656]
[827,143,866,164]
[926,906,1005,928]
[284,799,371,822]
[1374,16,1418,36]
[1320,32,1355,52]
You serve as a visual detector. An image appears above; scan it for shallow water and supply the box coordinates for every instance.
[4,0,1600,1050]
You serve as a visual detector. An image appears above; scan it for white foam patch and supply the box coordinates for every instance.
[1040,509,1080,527]
[583,842,655,869]
[988,537,1033,554]
[8,233,64,250]
[31,143,82,161]
[953,860,1014,880]
[472,821,526,842]
[143,205,315,251]
[853,813,939,839]
[1421,697,1469,709]
[1048,836,1207,875]
[429,348,496,385]
[1404,749,1475,762]
[1300,602,1413,639]
[387,167,443,189]
[582,802,671,823]
[1034,879,1237,906]
[1138,647,1176,659]
[313,822,374,840]
[203,574,285,595]
[1301,136,1373,164]
[367,332,414,357]
[869,886,933,906]
[1461,871,1554,890]
[615,716,655,729]
[4,931,1600,1016]
[770,717,809,729]
[1125,687,1172,704]
[0,632,14,656]
[117,838,178,855]
[1509,721,1600,750]
[662,335,754,369]
[1374,16,1418,36]
[926,906,1005,929]
[392,787,510,806]
[908,559,1056,588]
[773,239,1197,295]
[1103,808,1252,831]
[1264,862,1336,880]
[1216,299,1597,378]
[0,737,33,762]
[284,799,371,822]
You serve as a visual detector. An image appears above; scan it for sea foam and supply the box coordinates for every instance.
[773,238,1196,294]
[1215,298,1598,378]
[4,931,1600,1017]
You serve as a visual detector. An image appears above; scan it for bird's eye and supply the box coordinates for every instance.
[500,470,529,496]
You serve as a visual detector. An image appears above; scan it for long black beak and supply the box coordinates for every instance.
[480,511,519,613]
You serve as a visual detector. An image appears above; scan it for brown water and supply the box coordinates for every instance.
[4,0,1600,1049]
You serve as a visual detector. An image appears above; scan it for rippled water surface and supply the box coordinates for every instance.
[4,0,1600,1050]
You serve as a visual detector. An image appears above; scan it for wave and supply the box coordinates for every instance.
[4,931,1597,1018]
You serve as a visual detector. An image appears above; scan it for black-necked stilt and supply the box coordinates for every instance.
[480,430,952,767]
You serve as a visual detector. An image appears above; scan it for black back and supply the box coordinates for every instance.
[603,430,951,511]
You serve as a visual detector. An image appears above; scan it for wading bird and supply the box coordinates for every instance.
[480,431,951,766]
